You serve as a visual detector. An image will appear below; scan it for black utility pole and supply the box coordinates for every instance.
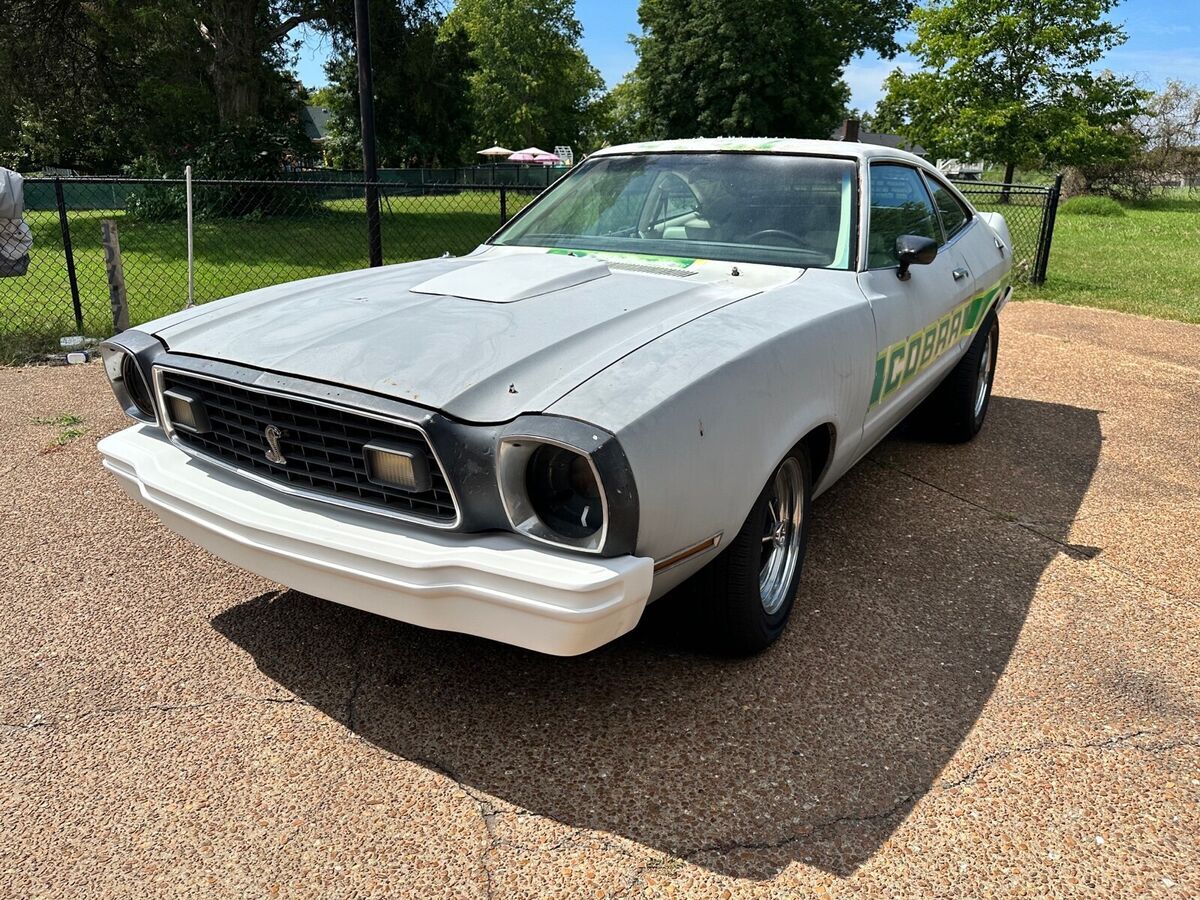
[355,0,382,267]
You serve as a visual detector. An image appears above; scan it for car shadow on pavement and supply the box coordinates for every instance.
[212,396,1102,880]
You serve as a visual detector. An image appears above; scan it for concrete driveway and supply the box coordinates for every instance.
[2,301,1197,897]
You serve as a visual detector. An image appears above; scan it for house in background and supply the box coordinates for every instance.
[832,119,928,159]
[300,105,332,168]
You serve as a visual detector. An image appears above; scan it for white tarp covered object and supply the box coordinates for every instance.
[0,167,32,277]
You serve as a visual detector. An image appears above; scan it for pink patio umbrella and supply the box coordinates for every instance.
[508,147,550,163]
[533,152,562,166]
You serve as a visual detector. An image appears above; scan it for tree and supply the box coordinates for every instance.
[320,0,475,167]
[444,0,605,152]
[595,74,654,147]
[1070,81,1200,198]
[632,0,910,141]
[194,0,341,127]
[0,0,315,170]
[874,0,1149,183]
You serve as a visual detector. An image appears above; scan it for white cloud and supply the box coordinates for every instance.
[843,53,919,113]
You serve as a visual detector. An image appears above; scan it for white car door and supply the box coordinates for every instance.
[860,161,976,448]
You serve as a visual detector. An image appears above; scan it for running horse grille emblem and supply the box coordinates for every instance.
[263,425,288,465]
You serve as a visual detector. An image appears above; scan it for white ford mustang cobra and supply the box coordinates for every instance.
[98,139,1013,656]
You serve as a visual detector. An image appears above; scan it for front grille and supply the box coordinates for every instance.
[159,370,457,523]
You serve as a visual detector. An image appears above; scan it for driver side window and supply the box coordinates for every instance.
[868,164,941,269]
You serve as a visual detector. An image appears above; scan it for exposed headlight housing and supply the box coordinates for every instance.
[498,436,609,553]
[101,344,157,423]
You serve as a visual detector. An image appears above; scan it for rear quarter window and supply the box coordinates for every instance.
[927,177,972,240]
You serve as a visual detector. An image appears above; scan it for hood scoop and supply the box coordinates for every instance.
[410,252,611,303]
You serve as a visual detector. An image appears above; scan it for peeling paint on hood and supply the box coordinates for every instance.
[150,247,802,423]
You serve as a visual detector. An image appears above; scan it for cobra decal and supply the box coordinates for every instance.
[869,277,1009,409]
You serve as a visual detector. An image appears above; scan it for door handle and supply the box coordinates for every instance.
[952,268,970,281]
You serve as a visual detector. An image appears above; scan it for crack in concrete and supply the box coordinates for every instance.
[0,694,311,733]
[673,727,1199,864]
[940,729,1200,789]
[407,755,501,900]
[868,456,1200,609]
[680,791,919,862]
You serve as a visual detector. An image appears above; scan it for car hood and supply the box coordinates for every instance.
[151,247,802,422]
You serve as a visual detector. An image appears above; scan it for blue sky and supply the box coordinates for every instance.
[294,0,1198,112]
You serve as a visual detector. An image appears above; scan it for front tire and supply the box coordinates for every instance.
[682,448,813,655]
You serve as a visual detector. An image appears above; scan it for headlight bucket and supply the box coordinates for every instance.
[495,418,639,557]
[498,437,608,552]
[100,338,159,423]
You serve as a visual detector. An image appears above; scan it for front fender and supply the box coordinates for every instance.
[549,271,876,588]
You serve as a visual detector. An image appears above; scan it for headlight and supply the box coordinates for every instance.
[101,345,157,422]
[498,437,608,552]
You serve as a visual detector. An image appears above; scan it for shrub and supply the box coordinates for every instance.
[1059,195,1126,217]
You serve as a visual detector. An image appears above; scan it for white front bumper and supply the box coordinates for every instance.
[98,425,654,656]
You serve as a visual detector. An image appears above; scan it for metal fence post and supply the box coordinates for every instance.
[185,164,195,307]
[53,178,84,333]
[499,185,508,227]
[354,0,383,267]
[1032,173,1064,285]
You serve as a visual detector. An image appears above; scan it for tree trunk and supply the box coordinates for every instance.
[999,160,1016,204]
[201,0,264,127]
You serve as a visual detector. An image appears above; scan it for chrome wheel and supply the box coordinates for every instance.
[974,327,994,418]
[759,458,805,615]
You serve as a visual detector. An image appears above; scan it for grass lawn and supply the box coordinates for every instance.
[0,191,535,361]
[1023,194,1200,324]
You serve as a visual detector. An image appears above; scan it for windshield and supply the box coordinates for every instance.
[492,152,857,270]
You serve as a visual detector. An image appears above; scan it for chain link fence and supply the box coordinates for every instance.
[1,174,1058,362]
[953,178,1062,282]
[1,178,541,360]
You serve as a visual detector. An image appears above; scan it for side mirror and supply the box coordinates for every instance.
[895,234,938,281]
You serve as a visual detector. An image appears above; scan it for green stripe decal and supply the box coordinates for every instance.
[869,276,1009,410]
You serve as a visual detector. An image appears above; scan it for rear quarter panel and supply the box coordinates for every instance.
[549,269,875,594]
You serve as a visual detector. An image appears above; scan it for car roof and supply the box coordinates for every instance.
[592,137,927,165]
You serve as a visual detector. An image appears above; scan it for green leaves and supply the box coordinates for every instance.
[632,0,910,141]
[878,0,1150,172]
[446,0,605,152]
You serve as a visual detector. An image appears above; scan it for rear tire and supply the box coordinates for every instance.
[680,447,812,655]
[917,311,999,443]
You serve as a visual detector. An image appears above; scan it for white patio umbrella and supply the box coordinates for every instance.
[477,145,515,184]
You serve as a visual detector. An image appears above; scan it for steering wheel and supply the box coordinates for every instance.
[744,228,807,249]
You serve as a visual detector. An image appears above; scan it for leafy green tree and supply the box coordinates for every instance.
[444,0,605,151]
[632,0,910,140]
[874,0,1149,183]
[0,0,213,170]
[595,74,654,147]
[0,0,315,170]
[320,0,475,167]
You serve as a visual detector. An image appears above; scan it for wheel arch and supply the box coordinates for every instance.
[797,422,836,493]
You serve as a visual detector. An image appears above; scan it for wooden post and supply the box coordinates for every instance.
[100,219,129,332]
